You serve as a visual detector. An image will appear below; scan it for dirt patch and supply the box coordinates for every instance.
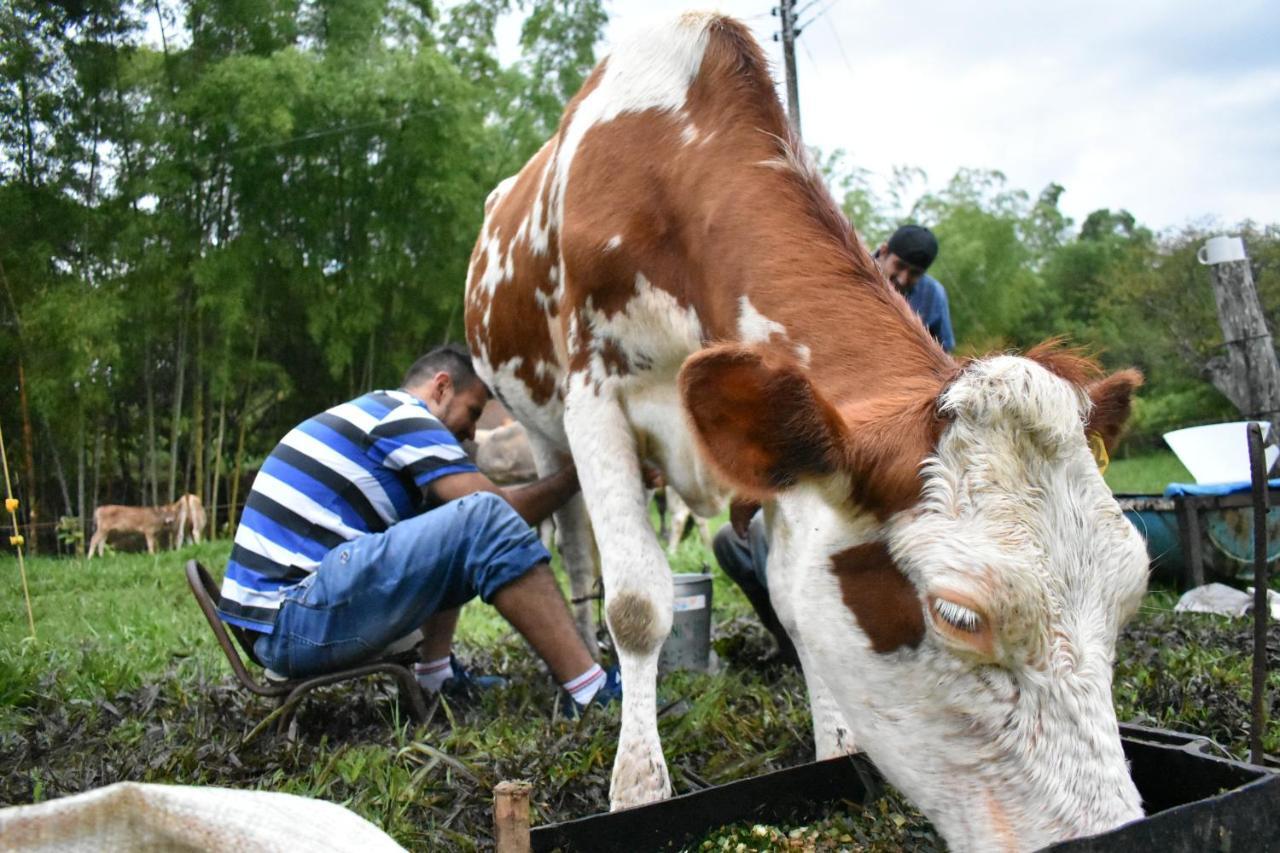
[3,611,1276,849]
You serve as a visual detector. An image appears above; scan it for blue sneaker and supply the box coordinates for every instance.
[440,654,508,697]
[560,665,622,718]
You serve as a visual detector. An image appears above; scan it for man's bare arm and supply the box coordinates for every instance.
[427,465,579,526]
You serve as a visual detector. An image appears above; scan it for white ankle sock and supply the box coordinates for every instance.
[414,656,454,692]
[562,664,606,707]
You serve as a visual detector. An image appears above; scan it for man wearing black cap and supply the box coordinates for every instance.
[711,226,956,667]
[873,224,955,353]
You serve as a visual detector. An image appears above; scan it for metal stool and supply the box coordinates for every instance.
[185,560,428,734]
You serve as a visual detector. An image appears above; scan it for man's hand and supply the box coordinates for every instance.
[730,498,760,539]
[428,464,579,527]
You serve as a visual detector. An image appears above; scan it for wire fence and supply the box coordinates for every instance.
[0,502,242,558]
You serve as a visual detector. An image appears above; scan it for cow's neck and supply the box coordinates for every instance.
[712,205,952,409]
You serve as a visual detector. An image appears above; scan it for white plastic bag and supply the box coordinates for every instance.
[0,782,407,852]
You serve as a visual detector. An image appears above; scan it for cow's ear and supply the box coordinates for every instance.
[679,344,847,499]
[1086,369,1143,453]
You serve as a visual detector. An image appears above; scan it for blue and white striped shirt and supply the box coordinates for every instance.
[218,389,477,632]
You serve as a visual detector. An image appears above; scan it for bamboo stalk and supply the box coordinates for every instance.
[16,359,38,555]
[227,319,261,530]
[1,419,36,638]
[193,309,205,514]
[209,367,228,539]
[167,305,188,503]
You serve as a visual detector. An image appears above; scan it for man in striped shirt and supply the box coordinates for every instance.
[219,344,616,711]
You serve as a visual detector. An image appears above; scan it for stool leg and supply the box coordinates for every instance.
[392,665,429,724]
[277,687,308,735]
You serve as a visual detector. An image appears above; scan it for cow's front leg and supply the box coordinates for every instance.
[526,432,601,657]
[564,376,673,810]
[765,534,858,759]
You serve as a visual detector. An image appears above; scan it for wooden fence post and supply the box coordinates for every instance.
[494,780,532,853]
[1204,237,1280,441]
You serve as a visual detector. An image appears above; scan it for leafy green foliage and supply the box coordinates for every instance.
[0,0,604,546]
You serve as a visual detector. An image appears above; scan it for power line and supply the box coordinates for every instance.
[137,109,441,176]
[798,32,818,68]
[822,7,856,79]
[793,0,823,20]
[795,0,842,33]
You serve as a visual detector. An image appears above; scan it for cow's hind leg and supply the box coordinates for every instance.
[525,431,601,658]
[564,377,673,809]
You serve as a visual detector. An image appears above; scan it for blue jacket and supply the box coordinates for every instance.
[902,273,955,353]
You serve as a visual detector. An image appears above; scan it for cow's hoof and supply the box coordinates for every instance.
[609,752,672,810]
[816,725,861,760]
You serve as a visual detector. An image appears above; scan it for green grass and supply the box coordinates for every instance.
[2,491,1278,848]
[0,540,231,712]
[1105,449,1194,494]
[0,533,814,848]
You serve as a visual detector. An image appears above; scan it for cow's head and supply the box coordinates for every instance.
[681,343,1148,852]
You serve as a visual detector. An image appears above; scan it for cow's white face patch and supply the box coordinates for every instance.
[768,356,1148,851]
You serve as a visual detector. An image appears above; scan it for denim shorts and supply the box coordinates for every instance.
[254,491,550,677]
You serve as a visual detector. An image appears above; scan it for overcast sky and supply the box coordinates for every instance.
[541,1,1280,233]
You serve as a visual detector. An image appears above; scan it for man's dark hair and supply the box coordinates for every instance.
[887,224,939,272]
[402,343,484,391]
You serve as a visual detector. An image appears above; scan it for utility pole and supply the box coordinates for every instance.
[774,0,802,138]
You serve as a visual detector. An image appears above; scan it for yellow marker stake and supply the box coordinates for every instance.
[0,421,36,638]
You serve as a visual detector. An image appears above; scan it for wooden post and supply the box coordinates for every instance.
[1204,239,1280,440]
[1247,424,1269,766]
[493,780,532,853]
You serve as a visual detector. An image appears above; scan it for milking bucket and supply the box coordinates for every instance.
[658,573,713,673]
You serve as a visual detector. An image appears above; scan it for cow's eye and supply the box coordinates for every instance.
[932,598,982,633]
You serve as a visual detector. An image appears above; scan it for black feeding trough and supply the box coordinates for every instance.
[529,724,1279,852]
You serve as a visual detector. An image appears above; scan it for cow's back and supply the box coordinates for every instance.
[466,14,794,509]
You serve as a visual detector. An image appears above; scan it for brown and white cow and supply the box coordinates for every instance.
[465,13,1148,850]
[89,503,178,556]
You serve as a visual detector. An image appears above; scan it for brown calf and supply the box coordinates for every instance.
[89,503,178,557]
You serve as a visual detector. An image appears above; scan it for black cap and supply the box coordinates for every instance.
[886,225,938,272]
